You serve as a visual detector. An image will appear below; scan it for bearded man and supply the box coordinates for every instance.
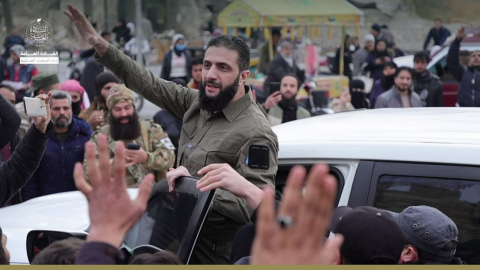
[85,84,175,187]
[21,90,93,201]
[375,67,423,108]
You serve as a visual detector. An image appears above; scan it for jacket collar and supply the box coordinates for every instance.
[221,85,253,123]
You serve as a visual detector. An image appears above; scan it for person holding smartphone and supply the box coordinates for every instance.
[84,84,175,187]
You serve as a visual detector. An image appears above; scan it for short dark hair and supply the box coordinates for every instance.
[206,35,250,72]
[101,31,111,37]
[31,237,85,265]
[434,18,443,23]
[272,29,282,37]
[0,84,16,94]
[395,66,414,78]
[129,251,182,265]
[281,74,300,89]
[191,57,203,66]
[414,51,430,63]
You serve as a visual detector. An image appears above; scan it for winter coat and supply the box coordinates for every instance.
[413,72,443,107]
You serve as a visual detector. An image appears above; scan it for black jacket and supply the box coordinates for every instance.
[0,122,54,206]
[413,71,443,107]
[263,54,305,94]
[424,27,451,50]
[160,50,192,82]
[0,95,21,149]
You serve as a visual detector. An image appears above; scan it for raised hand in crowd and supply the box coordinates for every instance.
[263,91,282,110]
[197,164,264,209]
[87,110,105,130]
[73,134,153,248]
[32,93,52,134]
[251,164,343,265]
[456,26,465,40]
[63,4,109,56]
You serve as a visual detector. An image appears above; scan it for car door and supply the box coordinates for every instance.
[349,161,480,262]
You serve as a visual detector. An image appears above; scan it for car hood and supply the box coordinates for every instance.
[0,189,139,264]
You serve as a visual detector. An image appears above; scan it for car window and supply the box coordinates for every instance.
[374,175,480,245]
[275,165,344,204]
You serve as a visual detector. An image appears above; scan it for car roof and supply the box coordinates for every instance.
[393,43,480,69]
[273,108,480,165]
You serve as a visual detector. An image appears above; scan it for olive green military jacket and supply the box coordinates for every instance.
[96,45,279,264]
[86,120,175,187]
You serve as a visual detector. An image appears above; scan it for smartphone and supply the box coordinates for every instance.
[23,97,47,117]
[126,143,141,150]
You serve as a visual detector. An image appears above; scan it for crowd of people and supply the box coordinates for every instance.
[0,3,478,265]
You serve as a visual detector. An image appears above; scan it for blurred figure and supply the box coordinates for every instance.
[21,90,92,201]
[86,84,175,186]
[141,14,154,42]
[5,45,39,103]
[112,19,131,46]
[0,84,16,106]
[447,27,480,107]
[353,34,375,76]
[380,24,395,44]
[423,18,451,50]
[349,79,369,109]
[129,251,182,265]
[0,84,20,168]
[332,206,405,264]
[160,34,192,83]
[329,87,355,113]
[388,42,405,58]
[187,57,203,89]
[375,67,422,108]
[412,51,443,107]
[459,50,471,69]
[0,227,9,264]
[391,206,463,265]
[264,74,310,126]
[332,35,355,79]
[369,62,397,108]
[1,28,25,61]
[124,35,150,66]
[370,24,384,43]
[61,80,88,115]
[32,238,85,265]
[79,72,119,130]
[364,40,391,81]
[263,40,305,94]
[258,29,281,74]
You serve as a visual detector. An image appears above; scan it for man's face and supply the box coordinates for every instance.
[395,70,413,92]
[11,29,18,36]
[383,66,396,76]
[111,101,135,124]
[272,34,281,45]
[1,234,9,264]
[366,40,375,51]
[11,52,19,63]
[280,45,293,58]
[471,51,480,66]
[192,64,202,83]
[376,41,386,52]
[434,20,442,30]
[101,82,117,100]
[0,88,16,105]
[51,98,72,128]
[414,59,428,74]
[103,34,111,43]
[280,76,298,99]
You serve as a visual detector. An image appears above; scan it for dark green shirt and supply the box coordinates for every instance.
[96,45,278,264]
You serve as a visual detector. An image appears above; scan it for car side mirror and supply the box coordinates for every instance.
[26,230,88,264]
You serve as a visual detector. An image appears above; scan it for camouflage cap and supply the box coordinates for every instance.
[106,84,135,110]
[26,73,60,93]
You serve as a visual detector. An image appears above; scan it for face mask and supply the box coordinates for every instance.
[175,44,186,51]
[71,100,82,116]
[349,44,356,52]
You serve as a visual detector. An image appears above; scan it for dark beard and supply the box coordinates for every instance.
[109,111,141,141]
[397,86,409,92]
[381,75,395,90]
[199,77,239,112]
[278,95,298,123]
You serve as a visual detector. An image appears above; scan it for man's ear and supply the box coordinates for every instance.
[400,245,419,263]
[239,70,250,85]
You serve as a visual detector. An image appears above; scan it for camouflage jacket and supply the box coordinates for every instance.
[85,119,175,186]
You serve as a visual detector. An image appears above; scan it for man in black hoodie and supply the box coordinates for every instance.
[413,51,443,107]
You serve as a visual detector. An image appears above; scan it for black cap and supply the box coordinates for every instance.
[371,24,381,33]
[95,72,120,95]
[333,206,405,264]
